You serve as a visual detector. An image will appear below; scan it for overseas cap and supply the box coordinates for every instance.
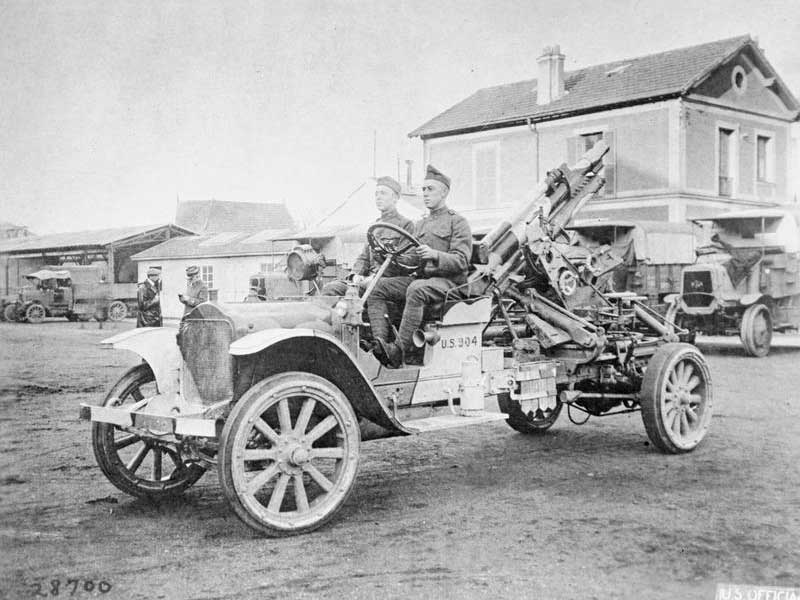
[147,266,162,276]
[424,164,450,189]
[376,175,401,196]
[186,265,199,277]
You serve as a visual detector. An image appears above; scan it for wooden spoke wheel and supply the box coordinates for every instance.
[499,393,563,434]
[25,303,46,324]
[640,343,712,454]
[218,372,360,536]
[107,300,128,322]
[740,303,772,357]
[2,303,18,322]
[91,364,206,499]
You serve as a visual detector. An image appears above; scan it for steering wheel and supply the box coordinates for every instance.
[366,222,421,274]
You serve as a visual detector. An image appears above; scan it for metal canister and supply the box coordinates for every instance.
[459,355,484,416]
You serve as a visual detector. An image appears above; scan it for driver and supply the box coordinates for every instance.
[322,176,414,297]
[368,165,472,368]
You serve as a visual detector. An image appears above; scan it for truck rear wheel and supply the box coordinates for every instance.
[740,303,772,357]
[108,300,128,322]
[92,364,206,499]
[218,372,360,536]
[640,343,712,454]
[25,303,45,324]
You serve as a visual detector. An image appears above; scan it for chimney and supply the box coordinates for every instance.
[536,45,565,105]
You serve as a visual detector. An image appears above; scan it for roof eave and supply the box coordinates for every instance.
[412,92,682,140]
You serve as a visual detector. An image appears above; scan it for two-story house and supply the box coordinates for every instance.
[409,35,799,223]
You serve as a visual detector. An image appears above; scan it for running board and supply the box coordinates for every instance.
[401,412,508,434]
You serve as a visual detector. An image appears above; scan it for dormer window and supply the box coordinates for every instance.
[732,65,747,94]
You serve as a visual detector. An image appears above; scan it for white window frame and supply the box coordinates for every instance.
[754,129,776,184]
[471,140,500,208]
[200,265,214,289]
[715,121,739,198]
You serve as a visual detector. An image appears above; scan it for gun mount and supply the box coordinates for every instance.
[81,141,713,538]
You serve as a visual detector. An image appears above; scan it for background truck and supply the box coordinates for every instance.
[1,265,135,323]
[666,208,800,356]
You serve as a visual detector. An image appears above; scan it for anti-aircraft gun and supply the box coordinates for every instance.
[80,142,713,537]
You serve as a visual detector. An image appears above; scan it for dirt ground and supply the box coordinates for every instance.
[0,319,798,600]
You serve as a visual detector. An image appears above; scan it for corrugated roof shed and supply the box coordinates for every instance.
[131,229,297,260]
[0,224,192,254]
[410,35,798,138]
[175,200,294,233]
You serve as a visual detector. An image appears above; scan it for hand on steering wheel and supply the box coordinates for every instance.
[366,222,422,274]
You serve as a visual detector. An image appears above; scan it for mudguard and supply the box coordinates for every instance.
[229,328,410,435]
[100,327,181,396]
[740,293,766,307]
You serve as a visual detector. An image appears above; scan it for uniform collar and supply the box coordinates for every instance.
[379,207,399,219]
[427,205,449,217]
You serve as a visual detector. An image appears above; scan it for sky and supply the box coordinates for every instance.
[1,0,799,235]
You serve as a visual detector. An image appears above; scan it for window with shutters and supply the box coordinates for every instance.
[472,141,499,207]
[756,134,774,183]
[718,127,735,197]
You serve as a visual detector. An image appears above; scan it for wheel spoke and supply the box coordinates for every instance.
[680,410,690,435]
[681,363,694,387]
[685,406,698,423]
[294,398,317,435]
[685,375,700,392]
[243,448,279,462]
[152,448,162,481]
[293,474,309,512]
[670,411,681,436]
[267,473,290,512]
[688,393,703,405]
[277,398,292,433]
[114,434,140,450]
[247,462,281,495]
[304,415,338,444]
[675,362,685,385]
[303,463,334,492]
[254,418,281,444]
[126,445,150,473]
[309,447,345,460]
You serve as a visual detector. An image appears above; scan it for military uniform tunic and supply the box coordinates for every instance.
[181,278,208,315]
[136,279,162,327]
[367,205,473,352]
[321,208,414,297]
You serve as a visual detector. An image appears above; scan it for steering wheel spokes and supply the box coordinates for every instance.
[366,222,421,274]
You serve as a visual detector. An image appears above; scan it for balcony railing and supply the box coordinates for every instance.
[719,176,733,197]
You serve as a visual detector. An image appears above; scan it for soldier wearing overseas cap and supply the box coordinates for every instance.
[322,175,414,297]
[179,265,209,315]
[136,266,163,327]
[368,164,472,368]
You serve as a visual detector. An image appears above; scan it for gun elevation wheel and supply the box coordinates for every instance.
[740,303,772,357]
[91,364,206,499]
[218,372,360,536]
[640,343,712,454]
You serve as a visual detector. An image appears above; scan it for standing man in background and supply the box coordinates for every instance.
[179,265,208,315]
[322,176,414,297]
[136,266,162,327]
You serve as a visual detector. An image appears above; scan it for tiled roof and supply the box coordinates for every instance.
[175,200,294,233]
[0,224,191,254]
[131,229,297,260]
[410,36,758,138]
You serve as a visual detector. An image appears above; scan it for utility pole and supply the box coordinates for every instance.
[372,130,377,177]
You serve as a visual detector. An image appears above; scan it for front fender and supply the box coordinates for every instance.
[229,328,409,436]
[740,293,766,307]
[100,327,180,396]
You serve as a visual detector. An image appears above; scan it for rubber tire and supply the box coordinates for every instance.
[91,364,206,500]
[218,371,360,537]
[740,303,772,358]
[640,343,712,454]
[66,312,79,322]
[499,393,563,434]
[107,300,128,322]
[25,303,45,324]
[4,304,19,322]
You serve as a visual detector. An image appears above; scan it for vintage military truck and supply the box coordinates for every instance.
[2,266,132,323]
[80,142,713,536]
[665,208,800,356]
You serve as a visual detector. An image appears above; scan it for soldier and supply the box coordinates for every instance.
[179,265,208,315]
[136,266,162,327]
[368,165,472,368]
[322,176,414,297]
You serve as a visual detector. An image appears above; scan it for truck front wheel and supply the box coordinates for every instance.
[740,303,772,357]
[218,371,360,536]
[640,343,713,454]
[25,303,46,324]
[107,300,128,322]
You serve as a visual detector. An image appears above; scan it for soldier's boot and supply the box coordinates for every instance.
[373,338,404,369]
